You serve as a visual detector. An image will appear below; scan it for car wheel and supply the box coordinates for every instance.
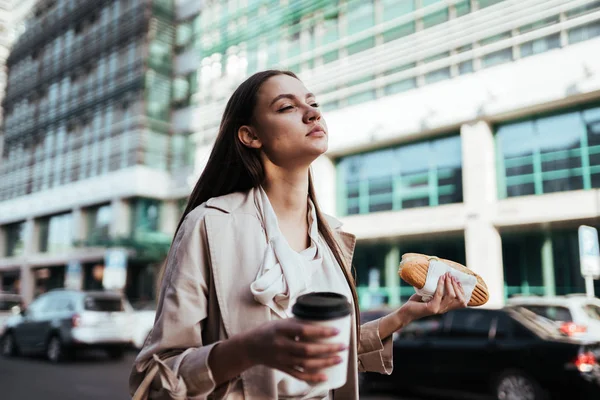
[106,348,125,360]
[1,333,18,357]
[46,335,64,363]
[495,370,547,400]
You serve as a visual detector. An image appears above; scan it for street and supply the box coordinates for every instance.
[0,351,418,400]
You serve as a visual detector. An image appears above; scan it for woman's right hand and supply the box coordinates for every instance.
[245,319,347,384]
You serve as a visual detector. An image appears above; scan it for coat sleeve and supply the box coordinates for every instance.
[357,318,394,375]
[129,210,238,399]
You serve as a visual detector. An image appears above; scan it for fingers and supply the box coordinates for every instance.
[451,277,468,307]
[277,321,339,341]
[444,274,457,300]
[287,339,347,358]
[288,354,343,372]
[432,273,447,302]
[280,366,327,384]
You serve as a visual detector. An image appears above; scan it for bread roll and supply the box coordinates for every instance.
[398,253,489,307]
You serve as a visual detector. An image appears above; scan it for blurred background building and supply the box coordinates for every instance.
[1,0,600,309]
[0,0,192,304]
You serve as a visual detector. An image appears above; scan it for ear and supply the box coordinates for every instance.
[238,125,262,149]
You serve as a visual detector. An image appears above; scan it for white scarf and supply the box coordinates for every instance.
[250,186,324,318]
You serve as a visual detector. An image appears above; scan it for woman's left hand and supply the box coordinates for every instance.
[400,272,468,323]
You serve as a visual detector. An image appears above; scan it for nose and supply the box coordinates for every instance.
[303,105,321,124]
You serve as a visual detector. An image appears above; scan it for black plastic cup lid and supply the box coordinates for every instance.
[292,292,352,321]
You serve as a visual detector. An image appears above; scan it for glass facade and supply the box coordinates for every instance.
[5,221,26,257]
[131,198,161,234]
[87,203,112,243]
[337,135,463,216]
[496,104,600,198]
[39,212,74,253]
[502,228,600,298]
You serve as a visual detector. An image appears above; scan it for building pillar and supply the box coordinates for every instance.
[384,245,401,307]
[19,264,34,305]
[72,207,86,244]
[160,200,179,236]
[312,155,337,217]
[542,231,556,296]
[110,199,131,239]
[461,121,504,308]
[0,225,6,257]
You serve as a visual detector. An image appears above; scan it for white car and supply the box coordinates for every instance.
[130,301,156,349]
[506,294,600,341]
[0,293,22,336]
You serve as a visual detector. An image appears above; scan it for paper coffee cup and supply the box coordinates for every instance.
[291,292,352,390]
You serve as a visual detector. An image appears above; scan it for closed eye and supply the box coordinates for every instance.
[311,103,320,108]
[277,105,294,112]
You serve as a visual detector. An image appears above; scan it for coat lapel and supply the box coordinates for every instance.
[205,212,277,398]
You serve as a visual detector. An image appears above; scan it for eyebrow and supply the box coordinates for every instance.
[269,92,315,107]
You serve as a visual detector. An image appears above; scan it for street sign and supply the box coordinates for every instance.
[65,260,82,291]
[103,248,128,291]
[578,225,599,299]
[578,226,600,277]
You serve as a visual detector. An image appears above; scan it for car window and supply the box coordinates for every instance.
[523,305,573,322]
[84,296,124,312]
[0,298,21,311]
[26,294,50,315]
[495,313,534,339]
[583,305,600,321]
[447,310,494,338]
[397,315,444,340]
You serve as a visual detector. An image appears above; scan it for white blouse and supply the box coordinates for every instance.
[250,186,352,399]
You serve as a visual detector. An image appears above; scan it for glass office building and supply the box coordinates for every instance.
[0,0,190,304]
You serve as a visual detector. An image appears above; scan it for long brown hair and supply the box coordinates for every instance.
[160,70,360,330]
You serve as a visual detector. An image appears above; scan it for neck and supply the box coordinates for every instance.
[262,165,310,223]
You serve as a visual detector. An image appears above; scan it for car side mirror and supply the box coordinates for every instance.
[10,305,21,316]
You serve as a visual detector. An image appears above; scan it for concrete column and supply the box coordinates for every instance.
[461,121,504,308]
[110,199,131,239]
[0,225,6,257]
[384,245,401,307]
[23,218,36,256]
[542,232,556,296]
[72,207,87,244]
[160,200,179,236]
[311,155,337,217]
[19,264,34,305]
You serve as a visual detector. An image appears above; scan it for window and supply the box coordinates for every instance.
[383,22,415,43]
[524,305,573,322]
[381,0,415,22]
[346,1,374,35]
[84,296,124,312]
[422,0,448,29]
[5,221,26,257]
[39,213,74,253]
[568,20,600,45]
[87,204,112,243]
[520,34,560,58]
[398,315,444,340]
[583,304,600,321]
[448,310,494,338]
[337,135,462,215]
[132,198,161,233]
[496,104,600,198]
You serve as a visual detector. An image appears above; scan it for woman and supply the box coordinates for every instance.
[129,70,468,400]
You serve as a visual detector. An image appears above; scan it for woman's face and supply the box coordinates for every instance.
[240,74,328,168]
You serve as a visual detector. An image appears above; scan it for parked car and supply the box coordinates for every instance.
[0,289,134,362]
[506,294,600,341]
[130,300,156,349]
[0,293,22,336]
[360,307,600,400]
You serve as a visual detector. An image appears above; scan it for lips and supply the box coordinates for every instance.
[307,126,326,136]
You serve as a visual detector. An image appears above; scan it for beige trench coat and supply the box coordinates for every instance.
[129,188,393,399]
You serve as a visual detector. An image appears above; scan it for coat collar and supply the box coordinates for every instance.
[205,187,344,230]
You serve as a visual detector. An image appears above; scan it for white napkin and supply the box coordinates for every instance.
[415,259,477,303]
